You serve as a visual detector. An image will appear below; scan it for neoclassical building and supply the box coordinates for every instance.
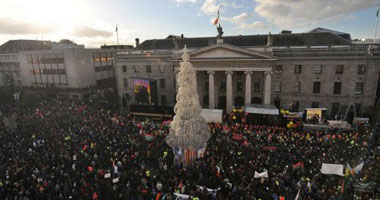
[115,28,380,117]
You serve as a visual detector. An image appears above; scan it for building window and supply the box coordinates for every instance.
[160,79,166,89]
[295,65,302,74]
[355,82,363,95]
[123,78,128,87]
[274,97,281,108]
[311,101,319,108]
[294,81,301,93]
[355,103,362,116]
[292,100,299,112]
[254,81,260,92]
[124,93,130,101]
[205,80,209,91]
[336,65,344,74]
[275,65,282,73]
[220,81,226,91]
[331,102,340,119]
[314,65,322,74]
[133,65,139,73]
[208,39,215,46]
[357,65,366,74]
[161,95,167,105]
[146,65,152,73]
[237,82,243,92]
[333,82,341,94]
[274,81,281,92]
[159,65,165,73]
[122,65,127,73]
[313,81,321,94]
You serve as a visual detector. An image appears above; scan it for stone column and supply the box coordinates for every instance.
[208,71,215,109]
[194,71,198,89]
[264,71,272,105]
[226,71,233,113]
[244,71,253,105]
[174,70,179,92]
[195,71,203,103]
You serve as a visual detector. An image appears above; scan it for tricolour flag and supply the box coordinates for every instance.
[213,10,219,25]
[144,133,154,141]
[216,166,220,177]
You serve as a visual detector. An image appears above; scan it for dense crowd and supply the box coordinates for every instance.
[0,98,379,200]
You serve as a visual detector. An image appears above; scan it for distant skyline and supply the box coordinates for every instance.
[0,0,379,48]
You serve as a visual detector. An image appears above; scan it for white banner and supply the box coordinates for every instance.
[174,193,190,199]
[321,163,344,176]
[254,171,268,178]
[112,177,119,183]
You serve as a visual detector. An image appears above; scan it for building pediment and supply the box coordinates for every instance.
[174,43,276,61]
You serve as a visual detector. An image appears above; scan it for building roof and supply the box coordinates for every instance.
[101,44,134,49]
[307,27,351,41]
[0,40,52,52]
[138,31,352,50]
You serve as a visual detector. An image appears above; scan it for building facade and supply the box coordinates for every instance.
[0,40,121,99]
[115,28,380,117]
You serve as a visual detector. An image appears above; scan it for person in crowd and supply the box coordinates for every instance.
[0,97,378,200]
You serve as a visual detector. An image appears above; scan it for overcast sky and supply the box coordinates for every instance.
[0,0,379,48]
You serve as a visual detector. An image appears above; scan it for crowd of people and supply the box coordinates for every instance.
[0,97,379,200]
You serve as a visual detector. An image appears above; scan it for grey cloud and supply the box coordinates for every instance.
[74,26,113,38]
[0,18,55,35]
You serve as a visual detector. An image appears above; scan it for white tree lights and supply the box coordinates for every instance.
[165,46,210,163]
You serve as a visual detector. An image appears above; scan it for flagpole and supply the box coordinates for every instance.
[218,9,220,27]
[369,7,379,55]
[374,6,379,41]
[116,24,122,113]
[116,25,120,51]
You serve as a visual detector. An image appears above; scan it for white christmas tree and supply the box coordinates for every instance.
[165,46,210,162]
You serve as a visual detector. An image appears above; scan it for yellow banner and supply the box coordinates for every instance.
[306,109,322,120]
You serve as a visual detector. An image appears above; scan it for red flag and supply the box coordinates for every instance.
[82,145,87,152]
[178,178,183,190]
[232,133,243,140]
[293,161,304,169]
[155,192,162,200]
[92,192,98,199]
[262,146,277,152]
[78,105,87,112]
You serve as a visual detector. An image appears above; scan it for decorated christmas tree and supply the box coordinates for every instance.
[165,46,210,165]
